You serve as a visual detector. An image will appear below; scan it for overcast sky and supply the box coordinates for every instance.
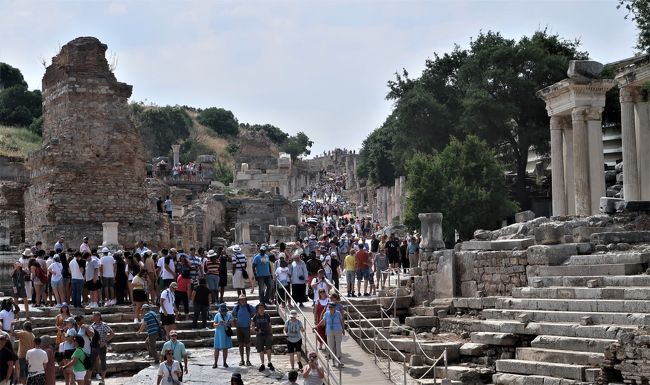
[0,0,639,156]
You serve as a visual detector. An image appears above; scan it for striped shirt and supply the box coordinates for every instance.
[143,311,160,336]
[232,253,246,270]
[205,259,220,275]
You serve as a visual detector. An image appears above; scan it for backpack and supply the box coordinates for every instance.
[233,304,253,318]
[82,352,92,370]
[90,325,101,348]
[35,266,48,283]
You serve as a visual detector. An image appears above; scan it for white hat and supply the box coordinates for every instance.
[207,249,217,258]
[233,245,242,252]
[309,234,316,240]
[22,248,33,257]
[101,247,110,253]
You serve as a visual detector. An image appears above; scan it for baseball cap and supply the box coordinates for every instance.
[169,282,178,289]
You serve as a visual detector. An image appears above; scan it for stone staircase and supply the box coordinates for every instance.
[449,246,650,384]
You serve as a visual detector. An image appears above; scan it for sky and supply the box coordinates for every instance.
[0,0,640,157]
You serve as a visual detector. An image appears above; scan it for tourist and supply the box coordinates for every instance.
[10,259,30,319]
[39,336,54,385]
[275,257,290,307]
[13,321,34,385]
[18,250,33,308]
[79,238,91,255]
[355,243,372,297]
[286,370,299,385]
[0,299,19,335]
[252,303,274,372]
[370,234,379,256]
[232,295,254,367]
[217,248,229,304]
[156,348,181,385]
[58,335,85,385]
[73,315,93,385]
[0,333,13,385]
[289,253,308,308]
[231,246,247,297]
[163,196,173,219]
[252,246,272,305]
[159,331,188,381]
[302,352,325,385]
[113,251,128,304]
[305,253,322,297]
[399,239,409,273]
[55,305,71,347]
[143,252,158,304]
[131,269,148,323]
[175,270,191,321]
[68,253,84,308]
[343,249,356,297]
[61,318,76,385]
[83,252,101,309]
[29,255,47,307]
[284,310,304,371]
[25,336,47,385]
[158,249,177,289]
[316,302,345,367]
[212,304,233,368]
[61,250,72,306]
[204,250,220,304]
[408,237,420,271]
[191,279,210,329]
[47,255,64,306]
[137,304,161,362]
[329,251,341,290]
[54,238,65,255]
[386,233,400,273]
[159,282,177,337]
[230,373,243,385]
[90,312,113,384]
[310,270,331,304]
[374,247,388,290]
[313,289,329,351]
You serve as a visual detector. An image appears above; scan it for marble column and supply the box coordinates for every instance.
[171,144,181,166]
[418,213,445,251]
[550,116,567,216]
[621,87,641,201]
[563,125,576,215]
[635,98,650,199]
[572,107,591,216]
[586,107,606,215]
[102,222,119,247]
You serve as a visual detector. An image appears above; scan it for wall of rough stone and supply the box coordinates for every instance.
[225,196,299,244]
[602,327,650,384]
[0,181,26,249]
[0,157,27,182]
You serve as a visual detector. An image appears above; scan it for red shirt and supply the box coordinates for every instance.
[355,250,370,270]
[176,275,191,293]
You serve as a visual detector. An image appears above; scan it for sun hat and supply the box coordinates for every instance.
[207,249,217,258]
[219,304,228,312]
[289,310,298,318]
[260,245,268,251]
[233,245,242,252]
[22,248,32,257]
[169,248,177,253]
[65,317,75,324]
[101,247,109,253]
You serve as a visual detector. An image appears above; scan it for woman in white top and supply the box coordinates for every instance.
[302,351,325,385]
[157,348,181,385]
[274,259,291,307]
[47,256,64,306]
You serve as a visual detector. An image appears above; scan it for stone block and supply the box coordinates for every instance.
[434,249,455,298]
[517,313,531,324]
[461,240,493,250]
[622,200,650,212]
[405,316,439,328]
[437,310,448,318]
[567,60,604,80]
[600,197,624,214]
[535,222,565,245]
[515,210,535,223]
[490,238,535,250]
[591,231,650,244]
[459,342,487,356]
[471,332,517,346]
[580,316,594,326]
[473,229,491,240]
[586,279,599,288]
[527,243,591,265]
[460,281,478,297]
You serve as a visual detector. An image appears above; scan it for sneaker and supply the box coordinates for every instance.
[298,361,303,370]
[268,362,274,371]
[339,362,345,367]
[259,364,265,372]
[134,318,139,324]
[96,374,102,380]
[239,360,245,366]
[223,363,229,368]
[351,293,356,297]
[212,363,218,368]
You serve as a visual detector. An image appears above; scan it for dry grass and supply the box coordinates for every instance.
[0,126,41,158]
[186,111,234,166]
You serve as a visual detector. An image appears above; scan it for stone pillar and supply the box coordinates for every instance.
[418,213,445,251]
[635,98,650,199]
[171,144,181,166]
[102,222,119,248]
[235,222,250,244]
[563,126,576,215]
[549,116,567,216]
[621,87,641,201]
[571,107,591,216]
[586,107,606,214]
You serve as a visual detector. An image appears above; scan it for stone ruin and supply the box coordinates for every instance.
[23,37,168,248]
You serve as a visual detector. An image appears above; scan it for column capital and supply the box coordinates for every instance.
[620,86,641,103]
[550,115,571,130]
[571,106,603,122]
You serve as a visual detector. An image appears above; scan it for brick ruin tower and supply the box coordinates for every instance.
[24,37,167,248]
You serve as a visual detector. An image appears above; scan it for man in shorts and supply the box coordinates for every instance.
[99,248,116,306]
[232,295,254,367]
[355,243,372,296]
[283,310,304,371]
[84,253,101,309]
[252,303,274,372]
[159,282,177,337]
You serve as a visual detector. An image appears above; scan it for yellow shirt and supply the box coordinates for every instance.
[344,254,356,271]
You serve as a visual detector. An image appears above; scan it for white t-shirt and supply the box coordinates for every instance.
[85,257,100,282]
[69,259,83,280]
[49,262,63,282]
[160,289,175,314]
[0,309,15,332]
[157,257,176,280]
[100,255,115,278]
[157,361,181,385]
[25,348,48,376]
[275,266,290,285]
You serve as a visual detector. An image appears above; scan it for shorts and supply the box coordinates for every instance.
[85,280,101,291]
[74,371,86,381]
[388,254,400,264]
[206,274,220,291]
[13,286,26,299]
[161,313,176,326]
[19,357,27,379]
[236,327,251,345]
[255,333,273,352]
[133,289,147,303]
[91,346,107,371]
[355,267,371,281]
[102,277,115,288]
[26,373,45,385]
[51,279,63,288]
[287,340,302,353]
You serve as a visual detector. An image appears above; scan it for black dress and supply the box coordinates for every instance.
[218,255,228,288]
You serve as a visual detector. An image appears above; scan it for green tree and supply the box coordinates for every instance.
[198,107,239,137]
[619,0,650,52]
[0,63,28,89]
[280,132,313,160]
[179,141,214,164]
[131,106,192,157]
[357,120,397,185]
[213,160,234,185]
[226,141,240,156]
[404,135,518,241]
[241,123,289,145]
[0,85,42,127]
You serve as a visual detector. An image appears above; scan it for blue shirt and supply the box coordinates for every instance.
[144,311,160,335]
[252,253,271,277]
[233,304,255,328]
[323,310,344,334]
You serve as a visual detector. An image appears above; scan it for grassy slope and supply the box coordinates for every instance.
[0,125,41,158]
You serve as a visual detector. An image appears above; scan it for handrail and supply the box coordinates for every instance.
[274,281,342,385]
[325,278,407,385]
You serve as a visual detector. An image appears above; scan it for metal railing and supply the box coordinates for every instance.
[274,282,343,385]
[326,277,408,385]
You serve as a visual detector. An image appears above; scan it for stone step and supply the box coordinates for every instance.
[516,347,604,366]
[347,317,396,328]
[482,308,650,326]
[530,335,616,353]
[410,365,481,381]
[109,337,287,353]
[496,297,650,313]
[359,337,462,358]
[495,359,587,381]
[106,359,152,375]
[563,252,650,265]
[527,263,644,277]
[590,230,650,245]
[439,318,633,340]
[512,286,650,300]
[528,274,650,288]
[493,373,579,385]
[470,332,517,346]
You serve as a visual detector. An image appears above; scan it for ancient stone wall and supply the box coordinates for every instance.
[235,130,278,171]
[24,37,166,248]
[603,327,650,384]
[0,156,27,182]
[226,196,298,244]
[456,250,528,297]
